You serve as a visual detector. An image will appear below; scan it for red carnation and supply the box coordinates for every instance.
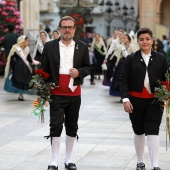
[41,72,49,79]
[35,69,43,75]
[162,81,170,91]
[162,81,169,86]
[167,86,170,91]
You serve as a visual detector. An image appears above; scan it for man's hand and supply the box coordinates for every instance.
[37,96,41,103]
[123,101,133,113]
[103,59,107,64]
[69,68,79,78]
[32,59,40,65]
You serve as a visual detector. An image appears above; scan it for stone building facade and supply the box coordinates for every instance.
[139,0,170,39]
[38,0,170,38]
[4,0,170,40]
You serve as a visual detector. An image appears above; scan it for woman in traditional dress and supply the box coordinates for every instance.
[4,35,39,101]
[91,33,107,79]
[110,34,139,97]
[33,30,50,62]
[52,30,60,40]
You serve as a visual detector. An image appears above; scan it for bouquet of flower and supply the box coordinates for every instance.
[29,65,55,123]
[154,71,170,149]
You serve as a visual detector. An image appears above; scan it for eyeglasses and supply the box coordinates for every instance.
[60,26,75,31]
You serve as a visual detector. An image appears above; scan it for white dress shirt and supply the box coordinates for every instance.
[141,51,151,93]
[59,40,77,92]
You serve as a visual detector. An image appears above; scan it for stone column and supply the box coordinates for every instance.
[155,0,162,24]
[20,0,40,55]
[20,0,39,34]
[138,0,157,33]
[138,0,168,39]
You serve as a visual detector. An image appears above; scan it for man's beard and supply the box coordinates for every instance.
[61,33,72,41]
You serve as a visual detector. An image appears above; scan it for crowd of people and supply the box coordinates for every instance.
[1,17,170,170]
[83,28,140,100]
[2,24,170,102]
[83,29,170,99]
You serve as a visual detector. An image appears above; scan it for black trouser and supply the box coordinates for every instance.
[129,96,164,135]
[90,64,95,83]
[49,95,81,137]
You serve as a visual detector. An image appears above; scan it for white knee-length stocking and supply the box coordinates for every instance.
[147,135,159,169]
[51,137,60,166]
[134,134,145,163]
[65,135,75,165]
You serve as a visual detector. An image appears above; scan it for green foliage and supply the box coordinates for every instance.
[154,71,170,149]
[154,71,170,101]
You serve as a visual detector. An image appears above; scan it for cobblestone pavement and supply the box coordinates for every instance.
[0,76,170,170]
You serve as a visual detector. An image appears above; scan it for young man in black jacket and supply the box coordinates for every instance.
[120,28,169,170]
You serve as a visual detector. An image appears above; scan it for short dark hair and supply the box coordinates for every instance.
[59,16,76,27]
[53,30,59,34]
[7,24,14,32]
[25,36,28,41]
[162,35,167,40]
[45,27,51,33]
[137,27,153,39]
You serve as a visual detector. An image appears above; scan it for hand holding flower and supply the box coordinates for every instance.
[29,65,55,123]
[32,59,39,65]
[154,71,170,149]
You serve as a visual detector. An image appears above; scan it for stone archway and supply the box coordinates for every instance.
[138,0,169,38]
[155,0,162,24]
[160,0,170,26]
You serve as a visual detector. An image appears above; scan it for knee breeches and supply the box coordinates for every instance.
[129,96,164,135]
[49,95,81,137]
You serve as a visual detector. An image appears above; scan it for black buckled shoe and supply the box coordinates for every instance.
[18,97,24,101]
[152,167,161,170]
[65,163,77,170]
[136,162,146,170]
[47,165,58,170]
[90,81,95,85]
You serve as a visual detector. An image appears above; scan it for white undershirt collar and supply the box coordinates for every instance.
[141,51,151,58]
[59,40,75,47]
[141,51,151,66]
